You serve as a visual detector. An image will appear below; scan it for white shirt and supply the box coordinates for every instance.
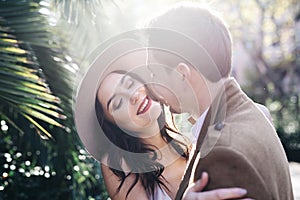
[151,185,171,200]
[191,108,209,145]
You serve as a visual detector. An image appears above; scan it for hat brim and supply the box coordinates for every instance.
[74,38,146,161]
[74,28,221,163]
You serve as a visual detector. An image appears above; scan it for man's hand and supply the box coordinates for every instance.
[183,172,254,200]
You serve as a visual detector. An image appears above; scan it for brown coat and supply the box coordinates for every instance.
[176,78,294,200]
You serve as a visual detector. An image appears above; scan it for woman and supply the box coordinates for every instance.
[95,70,249,200]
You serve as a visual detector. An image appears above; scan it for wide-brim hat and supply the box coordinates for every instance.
[74,28,222,164]
[74,37,147,162]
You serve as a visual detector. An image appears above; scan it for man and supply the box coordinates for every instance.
[142,4,294,200]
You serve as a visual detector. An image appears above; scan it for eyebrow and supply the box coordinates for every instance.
[120,73,128,84]
[106,74,129,111]
[106,94,116,111]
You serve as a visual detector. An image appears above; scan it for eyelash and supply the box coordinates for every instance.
[113,98,123,111]
[127,79,134,89]
[112,78,134,111]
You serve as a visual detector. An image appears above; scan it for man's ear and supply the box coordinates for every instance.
[176,62,191,80]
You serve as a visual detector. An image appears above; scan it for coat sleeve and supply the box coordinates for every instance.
[192,146,271,200]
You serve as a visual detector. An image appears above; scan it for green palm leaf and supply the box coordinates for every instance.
[0,3,66,139]
[0,1,112,199]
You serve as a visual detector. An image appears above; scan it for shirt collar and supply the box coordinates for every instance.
[191,108,209,145]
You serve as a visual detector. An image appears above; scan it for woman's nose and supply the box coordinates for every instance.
[130,91,140,105]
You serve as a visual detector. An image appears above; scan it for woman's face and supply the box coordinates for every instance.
[97,72,162,136]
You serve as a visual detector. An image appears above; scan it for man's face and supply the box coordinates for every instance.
[132,50,198,114]
[146,63,183,113]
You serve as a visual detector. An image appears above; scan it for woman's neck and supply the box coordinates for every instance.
[142,131,185,167]
[141,131,166,149]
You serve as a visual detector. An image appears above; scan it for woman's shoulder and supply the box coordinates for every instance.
[101,153,131,175]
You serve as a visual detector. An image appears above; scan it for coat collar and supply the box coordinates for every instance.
[196,78,246,153]
[175,78,249,200]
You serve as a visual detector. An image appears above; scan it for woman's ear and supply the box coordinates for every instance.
[176,62,191,81]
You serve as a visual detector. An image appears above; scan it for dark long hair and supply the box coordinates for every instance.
[95,71,189,198]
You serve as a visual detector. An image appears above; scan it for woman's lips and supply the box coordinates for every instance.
[137,96,152,115]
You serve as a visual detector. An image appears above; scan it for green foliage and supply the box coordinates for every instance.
[0,0,107,199]
[244,62,300,161]
[235,0,300,161]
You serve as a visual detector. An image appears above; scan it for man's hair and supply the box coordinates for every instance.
[147,3,232,79]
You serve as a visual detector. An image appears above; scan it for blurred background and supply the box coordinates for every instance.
[0,0,299,199]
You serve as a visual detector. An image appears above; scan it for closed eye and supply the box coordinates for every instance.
[126,79,134,89]
[112,98,123,111]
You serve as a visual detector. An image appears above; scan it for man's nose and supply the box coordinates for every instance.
[130,91,140,105]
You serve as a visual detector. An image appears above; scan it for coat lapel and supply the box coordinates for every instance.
[175,81,228,200]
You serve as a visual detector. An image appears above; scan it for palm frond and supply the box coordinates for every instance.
[52,0,104,25]
[0,1,112,199]
[0,3,66,139]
